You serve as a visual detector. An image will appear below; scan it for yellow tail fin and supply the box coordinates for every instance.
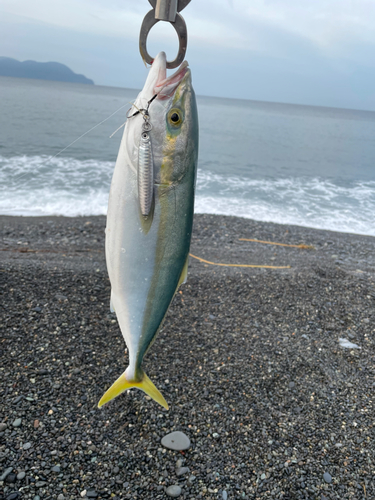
[98,370,169,410]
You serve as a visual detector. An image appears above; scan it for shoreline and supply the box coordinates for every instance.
[1,213,375,499]
[1,213,375,274]
[1,212,374,239]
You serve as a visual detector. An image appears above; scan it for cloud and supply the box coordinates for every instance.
[1,0,375,109]
[3,0,375,52]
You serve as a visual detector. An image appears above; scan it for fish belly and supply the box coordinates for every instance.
[105,140,194,377]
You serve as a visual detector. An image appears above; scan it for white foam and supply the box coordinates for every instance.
[1,155,375,236]
[0,155,113,216]
[195,171,375,236]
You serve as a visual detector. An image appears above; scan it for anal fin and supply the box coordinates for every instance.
[110,291,115,313]
[177,255,189,287]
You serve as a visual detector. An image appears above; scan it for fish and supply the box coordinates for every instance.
[98,52,199,410]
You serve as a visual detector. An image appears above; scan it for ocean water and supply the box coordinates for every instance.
[1,76,375,236]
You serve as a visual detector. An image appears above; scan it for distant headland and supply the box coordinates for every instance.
[0,57,94,85]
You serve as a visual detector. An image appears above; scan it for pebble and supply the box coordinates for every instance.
[87,491,98,498]
[33,497,41,500]
[17,471,26,480]
[187,475,196,485]
[12,418,22,427]
[222,491,228,500]
[51,465,61,473]
[80,491,87,498]
[0,467,13,481]
[6,493,19,500]
[23,442,32,450]
[6,472,16,483]
[323,472,332,484]
[35,481,46,487]
[57,495,65,500]
[0,422,7,431]
[176,466,189,476]
[166,485,182,498]
[161,431,190,451]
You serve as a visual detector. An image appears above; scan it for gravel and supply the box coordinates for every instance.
[1,213,375,499]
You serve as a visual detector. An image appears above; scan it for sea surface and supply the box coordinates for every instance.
[1,76,375,236]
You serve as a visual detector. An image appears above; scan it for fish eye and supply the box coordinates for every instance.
[168,109,182,126]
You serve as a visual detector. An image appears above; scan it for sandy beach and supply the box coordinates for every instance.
[0,213,374,500]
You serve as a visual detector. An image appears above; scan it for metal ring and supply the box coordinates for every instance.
[139,10,188,69]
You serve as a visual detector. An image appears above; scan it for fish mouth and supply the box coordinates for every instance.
[153,52,190,100]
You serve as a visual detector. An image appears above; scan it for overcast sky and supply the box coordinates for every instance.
[1,0,375,110]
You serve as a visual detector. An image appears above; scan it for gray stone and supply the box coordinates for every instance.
[323,472,332,484]
[17,471,26,480]
[6,472,16,483]
[35,481,46,487]
[57,495,65,500]
[6,493,19,500]
[161,431,190,451]
[86,490,98,498]
[0,422,7,431]
[187,475,196,485]
[23,442,32,450]
[176,466,189,476]
[33,497,41,500]
[166,485,182,498]
[0,467,13,481]
[51,466,61,473]
[12,418,22,427]
[222,491,228,500]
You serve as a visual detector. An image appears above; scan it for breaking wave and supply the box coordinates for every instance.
[1,155,374,236]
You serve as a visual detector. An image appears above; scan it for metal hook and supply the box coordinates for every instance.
[139,0,191,69]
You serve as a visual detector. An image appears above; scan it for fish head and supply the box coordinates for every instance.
[126,52,198,186]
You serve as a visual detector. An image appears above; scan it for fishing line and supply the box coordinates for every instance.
[189,253,291,269]
[13,101,131,183]
[110,95,157,138]
[239,238,315,249]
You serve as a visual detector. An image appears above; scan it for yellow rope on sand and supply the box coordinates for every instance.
[189,253,291,269]
[239,238,314,249]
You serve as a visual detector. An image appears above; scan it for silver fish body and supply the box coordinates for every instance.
[99,52,199,409]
